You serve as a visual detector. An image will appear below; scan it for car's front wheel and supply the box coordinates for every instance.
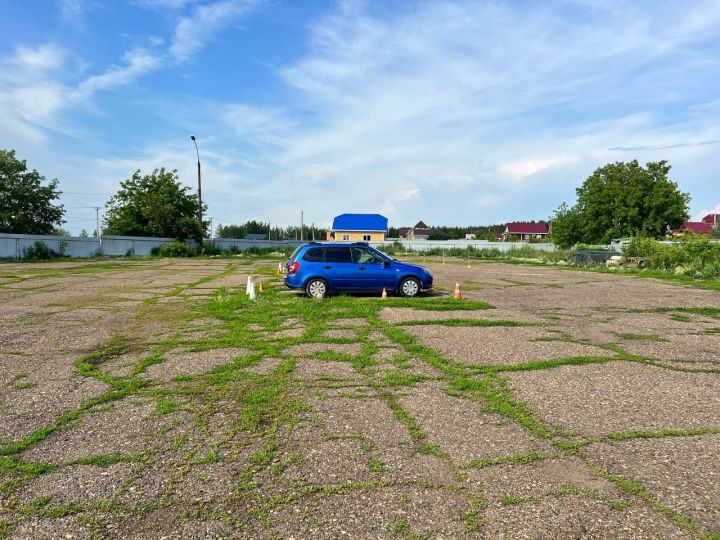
[305,278,329,298]
[398,277,421,298]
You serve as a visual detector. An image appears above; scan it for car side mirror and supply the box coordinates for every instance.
[383,261,391,267]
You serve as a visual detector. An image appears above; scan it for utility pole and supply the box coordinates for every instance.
[94,206,102,253]
[312,222,315,241]
[190,135,203,250]
[300,210,304,241]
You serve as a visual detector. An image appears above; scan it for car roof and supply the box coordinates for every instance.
[301,242,371,247]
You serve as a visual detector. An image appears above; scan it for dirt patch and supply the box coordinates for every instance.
[294,358,363,381]
[284,342,364,357]
[321,328,357,339]
[14,462,135,505]
[272,485,471,539]
[310,396,412,448]
[583,435,720,533]
[403,325,614,366]
[379,307,544,324]
[506,362,720,436]
[398,382,551,464]
[482,494,693,539]
[22,400,157,465]
[621,333,720,362]
[245,357,285,374]
[144,347,249,381]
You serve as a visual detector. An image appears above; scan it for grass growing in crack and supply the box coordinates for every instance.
[616,333,667,342]
[394,318,536,328]
[417,443,448,459]
[607,427,719,441]
[382,394,423,441]
[586,461,712,537]
[70,454,143,467]
[451,375,553,438]
[499,494,538,505]
[465,451,548,469]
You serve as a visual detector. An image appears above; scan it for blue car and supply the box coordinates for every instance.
[284,242,433,298]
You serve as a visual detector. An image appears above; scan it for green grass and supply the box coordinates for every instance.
[615,333,667,342]
[465,451,549,469]
[607,427,719,441]
[69,454,143,467]
[394,318,536,328]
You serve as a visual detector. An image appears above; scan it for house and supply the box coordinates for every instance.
[465,227,480,240]
[673,221,713,235]
[396,227,411,239]
[328,213,388,242]
[502,222,549,241]
[406,221,432,241]
[701,214,719,226]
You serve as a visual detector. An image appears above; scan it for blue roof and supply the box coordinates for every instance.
[332,213,388,232]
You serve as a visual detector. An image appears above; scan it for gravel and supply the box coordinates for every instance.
[506,362,720,436]
[398,382,552,465]
[403,325,614,366]
[583,435,720,533]
[144,347,249,381]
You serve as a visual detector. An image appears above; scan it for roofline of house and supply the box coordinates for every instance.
[331,229,387,232]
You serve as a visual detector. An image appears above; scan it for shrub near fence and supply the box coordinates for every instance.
[624,237,720,279]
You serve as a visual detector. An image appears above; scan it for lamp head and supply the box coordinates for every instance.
[190,135,196,141]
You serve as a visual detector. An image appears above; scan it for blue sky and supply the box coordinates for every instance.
[1,0,719,234]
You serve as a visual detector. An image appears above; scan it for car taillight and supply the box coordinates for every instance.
[288,261,300,275]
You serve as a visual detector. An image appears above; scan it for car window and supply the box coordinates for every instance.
[302,247,324,262]
[289,246,302,262]
[324,247,352,263]
[351,247,384,264]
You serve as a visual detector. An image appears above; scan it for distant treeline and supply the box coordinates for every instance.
[216,221,325,240]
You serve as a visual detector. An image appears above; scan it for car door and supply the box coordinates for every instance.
[322,246,354,289]
[350,247,395,290]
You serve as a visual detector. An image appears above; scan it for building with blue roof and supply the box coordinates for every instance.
[328,213,388,242]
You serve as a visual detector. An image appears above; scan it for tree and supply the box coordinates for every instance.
[0,149,65,234]
[103,168,207,240]
[550,160,689,247]
[79,229,89,237]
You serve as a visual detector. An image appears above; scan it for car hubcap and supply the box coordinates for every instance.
[402,280,419,296]
[309,281,325,297]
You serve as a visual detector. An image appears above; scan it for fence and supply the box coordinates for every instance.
[0,233,304,259]
[370,239,556,252]
[0,232,555,259]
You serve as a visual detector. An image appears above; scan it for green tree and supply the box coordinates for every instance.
[79,229,89,237]
[0,149,65,234]
[217,224,247,238]
[551,160,689,247]
[103,168,207,240]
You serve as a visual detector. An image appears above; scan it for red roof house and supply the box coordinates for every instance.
[701,214,719,225]
[503,222,549,241]
[673,221,713,235]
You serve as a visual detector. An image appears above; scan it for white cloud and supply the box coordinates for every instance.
[499,156,579,181]
[75,48,162,97]
[57,0,86,22]
[169,0,257,61]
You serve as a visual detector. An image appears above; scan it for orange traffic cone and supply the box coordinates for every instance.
[259,281,265,293]
[453,280,462,299]
[277,262,283,274]
[381,287,388,300]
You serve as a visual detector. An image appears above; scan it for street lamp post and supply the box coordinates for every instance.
[190,135,203,249]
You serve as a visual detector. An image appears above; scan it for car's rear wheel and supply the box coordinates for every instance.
[399,277,420,298]
[305,278,328,298]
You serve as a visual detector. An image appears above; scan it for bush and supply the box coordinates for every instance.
[623,236,720,277]
[158,242,191,257]
[23,241,59,261]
